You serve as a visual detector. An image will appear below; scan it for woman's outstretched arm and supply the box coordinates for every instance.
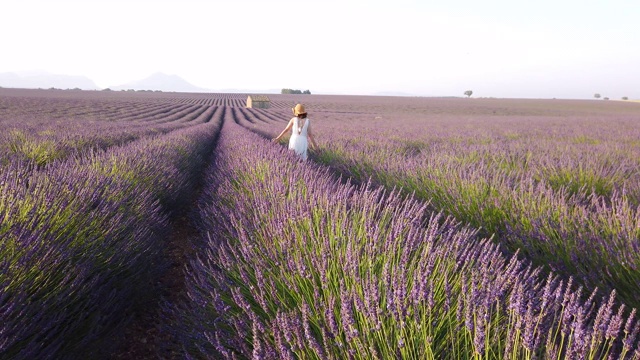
[272,118,294,142]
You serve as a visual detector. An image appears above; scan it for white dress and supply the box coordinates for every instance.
[288,117,310,160]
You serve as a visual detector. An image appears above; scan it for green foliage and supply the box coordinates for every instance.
[282,88,311,95]
[7,130,66,166]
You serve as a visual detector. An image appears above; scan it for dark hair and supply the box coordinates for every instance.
[297,113,307,119]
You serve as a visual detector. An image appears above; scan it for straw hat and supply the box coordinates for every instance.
[292,103,306,116]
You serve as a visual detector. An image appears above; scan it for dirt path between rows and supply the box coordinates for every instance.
[103,112,222,360]
[108,211,198,359]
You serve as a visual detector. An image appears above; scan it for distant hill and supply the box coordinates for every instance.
[0,71,99,90]
[110,73,208,92]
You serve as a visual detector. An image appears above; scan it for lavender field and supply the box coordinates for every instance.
[2,88,640,359]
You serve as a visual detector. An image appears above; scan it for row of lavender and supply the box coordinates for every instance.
[316,114,640,310]
[168,119,640,358]
[0,93,218,167]
[0,103,224,359]
[234,102,640,311]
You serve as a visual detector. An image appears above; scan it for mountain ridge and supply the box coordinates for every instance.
[109,73,208,93]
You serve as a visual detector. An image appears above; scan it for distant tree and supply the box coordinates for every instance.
[594,93,601,99]
[464,90,473,98]
[604,97,609,100]
[282,88,310,95]
[102,88,112,91]
[622,96,628,100]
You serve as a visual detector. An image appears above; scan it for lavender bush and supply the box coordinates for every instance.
[241,99,640,310]
[170,120,640,359]
[0,159,167,359]
[3,89,640,358]
[0,93,218,168]
[0,100,223,358]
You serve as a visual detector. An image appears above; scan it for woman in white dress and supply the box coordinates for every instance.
[272,103,318,160]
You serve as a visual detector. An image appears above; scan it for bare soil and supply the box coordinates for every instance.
[109,213,198,359]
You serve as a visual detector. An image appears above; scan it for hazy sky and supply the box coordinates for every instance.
[1,0,639,99]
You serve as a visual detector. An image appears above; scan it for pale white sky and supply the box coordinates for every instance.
[1,0,639,99]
